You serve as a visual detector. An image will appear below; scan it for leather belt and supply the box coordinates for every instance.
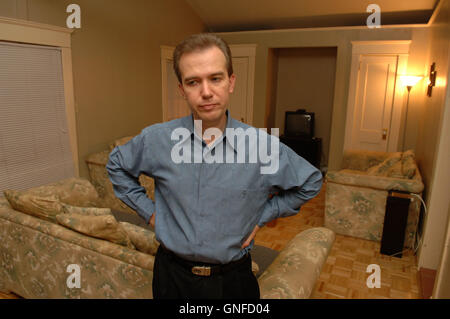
[159,246,249,277]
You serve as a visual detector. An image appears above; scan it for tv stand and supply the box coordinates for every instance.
[280,135,322,169]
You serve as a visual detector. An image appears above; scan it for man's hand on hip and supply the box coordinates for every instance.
[241,225,260,249]
[149,213,155,228]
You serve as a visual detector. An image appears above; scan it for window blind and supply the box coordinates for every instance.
[0,41,75,194]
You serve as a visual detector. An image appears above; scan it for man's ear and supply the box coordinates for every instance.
[228,73,236,94]
[178,82,186,99]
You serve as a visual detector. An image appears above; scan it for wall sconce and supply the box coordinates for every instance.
[399,75,423,150]
[427,62,437,97]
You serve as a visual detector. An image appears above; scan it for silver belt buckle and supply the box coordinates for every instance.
[192,266,211,276]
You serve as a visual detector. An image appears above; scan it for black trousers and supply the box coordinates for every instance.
[152,246,260,299]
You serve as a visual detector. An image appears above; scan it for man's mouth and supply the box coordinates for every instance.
[199,103,218,111]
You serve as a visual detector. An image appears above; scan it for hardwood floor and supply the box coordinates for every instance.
[0,182,422,299]
[254,182,422,299]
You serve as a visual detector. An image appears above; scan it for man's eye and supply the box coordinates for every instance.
[186,80,198,86]
[212,77,221,82]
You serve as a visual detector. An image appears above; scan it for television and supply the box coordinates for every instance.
[284,109,315,138]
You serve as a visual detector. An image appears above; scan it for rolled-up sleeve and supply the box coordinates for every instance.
[257,142,323,227]
[106,130,155,223]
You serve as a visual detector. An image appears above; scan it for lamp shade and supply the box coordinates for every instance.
[400,75,423,87]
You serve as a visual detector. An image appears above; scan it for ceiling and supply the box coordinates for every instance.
[185,0,438,32]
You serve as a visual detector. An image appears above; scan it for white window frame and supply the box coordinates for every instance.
[0,16,79,176]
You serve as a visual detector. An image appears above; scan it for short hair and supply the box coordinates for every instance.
[173,33,233,83]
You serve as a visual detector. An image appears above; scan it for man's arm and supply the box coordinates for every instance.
[257,142,323,227]
[242,141,322,248]
[106,131,156,224]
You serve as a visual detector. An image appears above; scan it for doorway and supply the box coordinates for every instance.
[344,41,410,152]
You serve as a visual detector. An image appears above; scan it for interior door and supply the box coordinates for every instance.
[350,55,398,151]
[227,57,248,123]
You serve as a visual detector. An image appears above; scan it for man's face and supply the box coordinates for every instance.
[178,46,236,127]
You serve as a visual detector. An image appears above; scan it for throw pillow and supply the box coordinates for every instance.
[3,178,100,223]
[366,152,402,177]
[62,203,112,216]
[119,221,160,255]
[3,190,63,222]
[33,177,100,207]
[402,149,417,179]
[56,213,135,250]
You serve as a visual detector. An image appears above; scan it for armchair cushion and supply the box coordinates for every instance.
[366,152,402,178]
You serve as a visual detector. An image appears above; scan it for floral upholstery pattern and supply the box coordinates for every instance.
[0,197,154,298]
[325,149,424,248]
[258,227,335,299]
[3,178,101,223]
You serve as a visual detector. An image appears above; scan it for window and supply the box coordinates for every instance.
[0,41,75,192]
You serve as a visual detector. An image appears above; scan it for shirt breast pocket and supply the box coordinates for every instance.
[205,185,268,237]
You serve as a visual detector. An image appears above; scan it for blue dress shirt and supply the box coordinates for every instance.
[106,110,323,264]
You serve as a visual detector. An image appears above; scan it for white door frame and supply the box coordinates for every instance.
[160,44,256,125]
[344,40,411,152]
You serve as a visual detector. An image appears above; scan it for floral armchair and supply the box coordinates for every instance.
[324,149,424,248]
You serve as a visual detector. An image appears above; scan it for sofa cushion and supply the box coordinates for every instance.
[34,177,100,207]
[366,152,402,177]
[402,149,417,179]
[3,190,63,222]
[3,178,100,223]
[56,213,135,249]
[119,221,159,255]
[62,203,112,216]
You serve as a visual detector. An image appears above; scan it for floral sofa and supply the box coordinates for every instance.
[0,175,334,298]
[325,149,424,248]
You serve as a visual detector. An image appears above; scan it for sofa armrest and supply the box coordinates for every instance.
[342,149,389,171]
[326,170,424,194]
[258,227,335,299]
[85,150,110,166]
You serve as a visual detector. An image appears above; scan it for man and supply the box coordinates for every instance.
[106,33,323,299]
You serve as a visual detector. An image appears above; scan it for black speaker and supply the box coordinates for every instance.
[280,135,322,169]
[380,191,412,258]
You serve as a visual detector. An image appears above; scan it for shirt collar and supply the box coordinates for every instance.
[179,109,238,153]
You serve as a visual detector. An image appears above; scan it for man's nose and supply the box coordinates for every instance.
[200,81,213,99]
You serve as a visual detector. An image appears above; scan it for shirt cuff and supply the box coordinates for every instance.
[256,198,277,227]
[131,195,155,224]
